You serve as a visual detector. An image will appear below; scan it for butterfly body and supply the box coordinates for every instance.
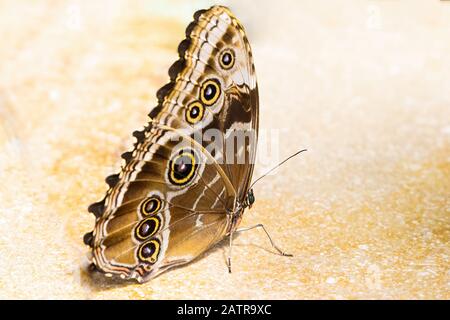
[84,5,259,283]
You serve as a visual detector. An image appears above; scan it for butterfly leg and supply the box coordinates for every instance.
[235,224,293,257]
[227,230,234,273]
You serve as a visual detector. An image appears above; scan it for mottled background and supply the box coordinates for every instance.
[0,0,449,299]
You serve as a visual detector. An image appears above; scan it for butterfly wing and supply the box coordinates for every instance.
[84,5,258,282]
[157,5,259,198]
[89,124,234,282]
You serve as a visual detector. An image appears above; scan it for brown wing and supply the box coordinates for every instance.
[84,5,258,283]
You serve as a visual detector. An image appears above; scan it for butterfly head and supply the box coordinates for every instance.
[243,189,255,209]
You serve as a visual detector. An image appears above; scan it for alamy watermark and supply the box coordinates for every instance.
[169,127,291,174]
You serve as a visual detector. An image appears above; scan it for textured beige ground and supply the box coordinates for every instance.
[0,0,449,299]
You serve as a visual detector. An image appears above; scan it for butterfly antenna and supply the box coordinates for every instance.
[249,149,307,189]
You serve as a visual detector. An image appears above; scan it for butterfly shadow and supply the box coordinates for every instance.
[79,260,136,292]
[78,237,235,292]
[219,234,293,267]
[79,231,288,292]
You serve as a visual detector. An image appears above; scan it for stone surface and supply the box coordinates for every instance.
[0,0,448,299]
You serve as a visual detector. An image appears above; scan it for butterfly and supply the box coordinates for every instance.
[83,5,292,283]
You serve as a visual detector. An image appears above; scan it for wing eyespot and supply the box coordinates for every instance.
[168,149,198,186]
[219,49,235,70]
[140,197,162,216]
[200,79,221,106]
[138,239,161,264]
[135,217,161,240]
[186,101,204,124]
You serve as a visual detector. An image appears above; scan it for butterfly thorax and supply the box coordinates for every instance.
[227,188,255,234]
